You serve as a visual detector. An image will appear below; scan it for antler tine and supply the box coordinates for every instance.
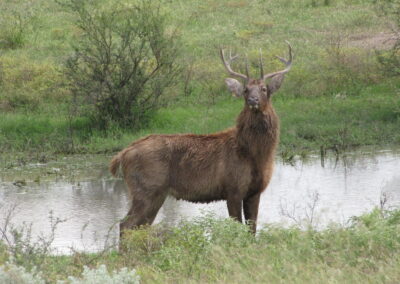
[229,49,239,61]
[220,48,248,81]
[262,41,293,80]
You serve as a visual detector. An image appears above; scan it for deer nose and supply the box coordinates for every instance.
[247,97,259,106]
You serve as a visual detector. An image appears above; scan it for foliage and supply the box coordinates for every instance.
[66,265,140,284]
[0,262,140,284]
[0,56,65,112]
[110,216,258,278]
[0,0,37,50]
[0,0,398,156]
[374,0,400,76]
[1,209,400,282]
[0,208,65,272]
[0,80,399,156]
[114,210,400,283]
[0,262,44,284]
[61,0,181,130]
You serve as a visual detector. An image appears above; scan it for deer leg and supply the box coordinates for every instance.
[243,193,261,234]
[119,190,167,238]
[227,195,243,223]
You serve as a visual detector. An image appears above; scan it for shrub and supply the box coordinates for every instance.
[61,0,181,130]
[0,262,44,284]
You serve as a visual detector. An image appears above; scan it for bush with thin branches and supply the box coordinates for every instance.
[61,0,181,130]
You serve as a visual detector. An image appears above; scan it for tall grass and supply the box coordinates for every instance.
[1,209,400,283]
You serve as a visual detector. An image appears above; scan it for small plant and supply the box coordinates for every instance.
[67,265,140,284]
[0,262,44,284]
[279,191,321,229]
[0,205,65,271]
[0,262,141,284]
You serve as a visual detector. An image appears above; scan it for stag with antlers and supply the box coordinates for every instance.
[110,42,293,236]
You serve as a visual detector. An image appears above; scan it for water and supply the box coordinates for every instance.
[1,148,400,253]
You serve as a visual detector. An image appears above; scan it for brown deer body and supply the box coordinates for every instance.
[110,43,292,235]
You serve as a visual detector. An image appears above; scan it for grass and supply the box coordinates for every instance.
[1,209,400,283]
[1,79,398,162]
[0,0,399,159]
[278,80,400,154]
[1,2,399,282]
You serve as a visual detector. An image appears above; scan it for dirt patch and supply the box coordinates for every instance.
[348,32,397,50]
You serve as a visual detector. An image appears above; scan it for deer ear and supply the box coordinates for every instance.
[267,74,285,96]
[225,78,243,97]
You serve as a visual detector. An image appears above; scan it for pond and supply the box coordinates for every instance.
[1,147,400,253]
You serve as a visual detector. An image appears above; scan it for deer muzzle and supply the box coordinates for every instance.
[247,97,259,109]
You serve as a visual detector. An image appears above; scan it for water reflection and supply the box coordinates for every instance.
[0,148,399,252]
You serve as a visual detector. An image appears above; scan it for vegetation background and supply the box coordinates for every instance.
[0,0,399,282]
[0,0,399,163]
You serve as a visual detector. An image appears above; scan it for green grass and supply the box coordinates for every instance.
[1,80,398,160]
[1,2,399,282]
[278,80,400,154]
[0,0,399,158]
[1,209,400,283]
[0,83,399,159]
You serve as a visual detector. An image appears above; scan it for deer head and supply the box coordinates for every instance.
[220,42,293,111]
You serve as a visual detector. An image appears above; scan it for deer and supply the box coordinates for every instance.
[110,42,293,236]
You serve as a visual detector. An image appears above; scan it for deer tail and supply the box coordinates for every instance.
[109,153,122,177]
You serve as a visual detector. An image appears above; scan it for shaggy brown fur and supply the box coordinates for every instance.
[110,46,292,235]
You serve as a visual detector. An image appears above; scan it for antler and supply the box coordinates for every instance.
[261,41,293,80]
[220,49,249,81]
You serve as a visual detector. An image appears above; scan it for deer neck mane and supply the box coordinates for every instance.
[235,105,279,161]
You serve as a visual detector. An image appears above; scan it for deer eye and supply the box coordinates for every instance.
[244,88,248,93]
[261,87,267,92]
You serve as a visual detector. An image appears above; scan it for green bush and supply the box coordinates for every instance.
[61,0,181,130]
